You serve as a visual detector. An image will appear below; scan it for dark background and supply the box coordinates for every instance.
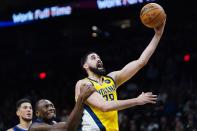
[0,0,197,130]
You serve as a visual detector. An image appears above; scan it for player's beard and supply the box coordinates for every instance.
[89,66,106,76]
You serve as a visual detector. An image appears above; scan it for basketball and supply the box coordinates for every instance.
[140,3,166,28]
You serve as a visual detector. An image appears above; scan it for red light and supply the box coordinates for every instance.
[184,54,190,62]
[39,72,47,79]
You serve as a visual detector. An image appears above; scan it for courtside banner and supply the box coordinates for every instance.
[0,0,156,28]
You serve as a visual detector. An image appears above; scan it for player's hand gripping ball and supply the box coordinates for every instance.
[140,3,166,28]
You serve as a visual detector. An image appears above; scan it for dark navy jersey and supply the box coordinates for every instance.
[12,125,28,131]
[33,118,56,125]
[29,118,57,130]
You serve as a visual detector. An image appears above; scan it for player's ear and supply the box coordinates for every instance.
[16,110,20,117]
[83,63,88,69]
[36,111,40,117]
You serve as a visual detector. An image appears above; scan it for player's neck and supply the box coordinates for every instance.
[18,120,32,129]
[88,73,103,84]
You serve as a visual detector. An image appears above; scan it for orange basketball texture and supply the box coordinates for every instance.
[140,3,166,28]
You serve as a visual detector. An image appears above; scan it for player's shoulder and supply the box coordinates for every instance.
[107,71,118,81]
[7,128,14,131]
[76,78,91,87]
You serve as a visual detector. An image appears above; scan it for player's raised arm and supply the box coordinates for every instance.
[108,19,166,88]
[30,86,95,131]
[66,85,95,131]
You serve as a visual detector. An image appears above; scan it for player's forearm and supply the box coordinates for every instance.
[101,98,140,112]
[113,33,163,87]
[138,34,162,66]
[66,95,84,131]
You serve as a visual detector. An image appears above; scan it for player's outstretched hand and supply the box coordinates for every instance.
[136,92,157,105]
[154,17,166,36]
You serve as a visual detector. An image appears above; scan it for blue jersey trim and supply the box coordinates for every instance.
[13,125,28,131]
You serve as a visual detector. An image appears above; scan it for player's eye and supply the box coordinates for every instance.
[45,105,49,108]
[91,56,96,60]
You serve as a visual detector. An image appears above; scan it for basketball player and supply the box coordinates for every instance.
[75,19,166,131]
[29,85,95,131]
[7,98,33,131]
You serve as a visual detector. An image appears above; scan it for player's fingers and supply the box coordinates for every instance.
[147,100,157,104]
[87,87,96,94]
[148,97,157,101]
[90,87,96,93]
[149,95,157,97]
[145,92,153,95]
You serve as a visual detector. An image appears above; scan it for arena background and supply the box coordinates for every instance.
[0,0,197,130]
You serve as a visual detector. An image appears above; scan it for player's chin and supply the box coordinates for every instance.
[48,113,56,119]
[23,117,32,121]
[25,114,32,118]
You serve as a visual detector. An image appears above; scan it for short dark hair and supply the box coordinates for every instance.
[16,98,32,110]
[35,99,44,112]
[80,52,95,70]
[35,99,47,112]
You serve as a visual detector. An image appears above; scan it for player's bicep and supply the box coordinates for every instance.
[108,60,142,87]
[86,91,106,109]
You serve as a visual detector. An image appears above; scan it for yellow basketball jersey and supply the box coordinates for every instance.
[81,76,119,131]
